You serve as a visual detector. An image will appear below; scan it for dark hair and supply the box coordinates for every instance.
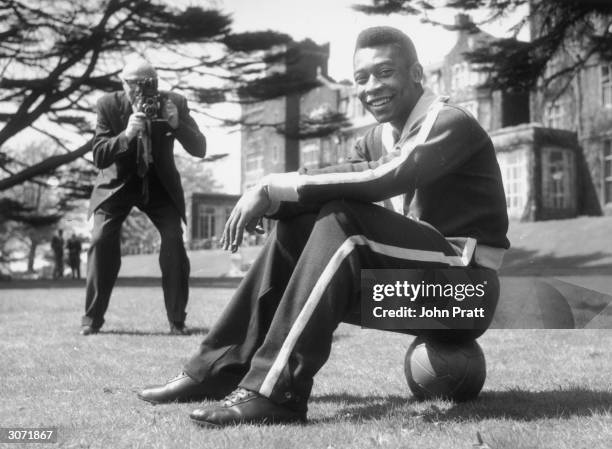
[355,26,419,65]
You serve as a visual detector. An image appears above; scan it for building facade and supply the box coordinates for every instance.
[241,40,333,192]
[424,13,530,133]
[187,192,240,249]
[529,12,612,214]
[491,125,580,221]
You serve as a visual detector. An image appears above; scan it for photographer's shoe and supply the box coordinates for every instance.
[138,372,229,404]
[169,322,189,335]
[189,388,307,427]
[80,325,100,336]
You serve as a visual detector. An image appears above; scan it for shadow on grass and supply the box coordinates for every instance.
[98,326,209,336]
[0,277,241,289]
[311,387,612,422]
[310,393,413,423]
[500,246,612,276]
[434,388,612,421]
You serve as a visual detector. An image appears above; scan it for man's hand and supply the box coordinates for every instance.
[125,112,147,141]
[221,185,271,253]
[162,99,179,129]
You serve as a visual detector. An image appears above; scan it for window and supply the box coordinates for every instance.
[320,138,334,166]
[541,147,575,209]
[245,154,263,171]
[498,150,528,218]
[451,62,486,91]
[271,144,280,163]
[300,142,320,169]
[194,206,216,240]
[604,139,612,204]
[601,64,612,107]
[545,101,567,129]
[451,63,469,90]
[338,96,349,115]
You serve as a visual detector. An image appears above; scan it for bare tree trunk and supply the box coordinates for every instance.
[27,238,38,273]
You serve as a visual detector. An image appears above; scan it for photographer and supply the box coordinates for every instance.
[81,56,206,336]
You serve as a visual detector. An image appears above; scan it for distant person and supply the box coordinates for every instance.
[81,56,207,336]
[67,233,82,279]
[138,27,509,427]
[51,229,64,280]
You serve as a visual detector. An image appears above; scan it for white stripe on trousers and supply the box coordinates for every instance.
[258,234,465,397]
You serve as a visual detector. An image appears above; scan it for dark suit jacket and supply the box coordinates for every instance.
[88,90,206,221]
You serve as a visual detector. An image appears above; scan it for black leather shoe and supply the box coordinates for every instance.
[189,388,307,427]
[80,325,100,336]
[138,372,227,404]
[169,322,189,335]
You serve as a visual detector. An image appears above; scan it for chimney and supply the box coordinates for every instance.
[455,13,472,28]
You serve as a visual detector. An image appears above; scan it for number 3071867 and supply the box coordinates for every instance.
[1,427,58,443]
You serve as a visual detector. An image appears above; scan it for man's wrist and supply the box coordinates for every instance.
[260,182,279,216]
[118,131,131,152]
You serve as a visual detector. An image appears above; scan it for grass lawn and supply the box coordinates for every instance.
[1,284,611,449]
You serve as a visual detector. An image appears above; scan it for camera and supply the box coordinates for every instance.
[133,77,160,120]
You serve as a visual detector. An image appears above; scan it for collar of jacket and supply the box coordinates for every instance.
[381,88,449,152]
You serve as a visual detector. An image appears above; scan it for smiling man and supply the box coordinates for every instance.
[138,26,509,427]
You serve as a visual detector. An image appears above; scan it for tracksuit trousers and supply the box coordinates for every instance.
[184,200,499,411]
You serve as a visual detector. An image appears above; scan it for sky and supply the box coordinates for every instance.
[221,0,456,80]
[202,0,528,193]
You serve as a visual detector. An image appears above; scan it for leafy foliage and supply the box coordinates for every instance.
[353,0,612,91]
[0,0,325,192]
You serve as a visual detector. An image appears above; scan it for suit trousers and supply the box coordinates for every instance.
[82,172,190,329]
[183,200,499,410]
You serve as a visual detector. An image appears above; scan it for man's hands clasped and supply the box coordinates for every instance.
[125,112,147,141]
[125,99,179,141]
[221,185,271,253]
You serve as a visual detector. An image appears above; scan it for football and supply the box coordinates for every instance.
[404,337,486,401]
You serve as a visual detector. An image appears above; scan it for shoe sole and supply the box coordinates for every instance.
[137,392,220,405]
[136,394,162,405]
[189,415,306,427]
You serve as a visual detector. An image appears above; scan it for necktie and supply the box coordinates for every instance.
[136,120,152,203]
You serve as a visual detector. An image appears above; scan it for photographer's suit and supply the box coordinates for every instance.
[83,90,206,330]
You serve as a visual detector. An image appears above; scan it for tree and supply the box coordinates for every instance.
[0,0,320,190]
[0,140,83,272]
[352,0,612,92]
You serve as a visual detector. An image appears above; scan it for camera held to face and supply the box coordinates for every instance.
[133,77,160,120]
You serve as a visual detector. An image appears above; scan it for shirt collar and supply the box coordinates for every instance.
[381,88,448,151]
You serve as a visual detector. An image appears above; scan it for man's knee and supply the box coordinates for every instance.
[89,224,118,249]
[318,199,356,216]
[159,228,183,243]
[314,200,369,236]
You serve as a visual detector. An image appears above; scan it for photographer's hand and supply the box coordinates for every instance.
[162,99,179,129]
[125,112,147,141]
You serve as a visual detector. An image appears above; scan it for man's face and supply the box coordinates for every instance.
[353,44,422,129]
[122,79,142,105]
